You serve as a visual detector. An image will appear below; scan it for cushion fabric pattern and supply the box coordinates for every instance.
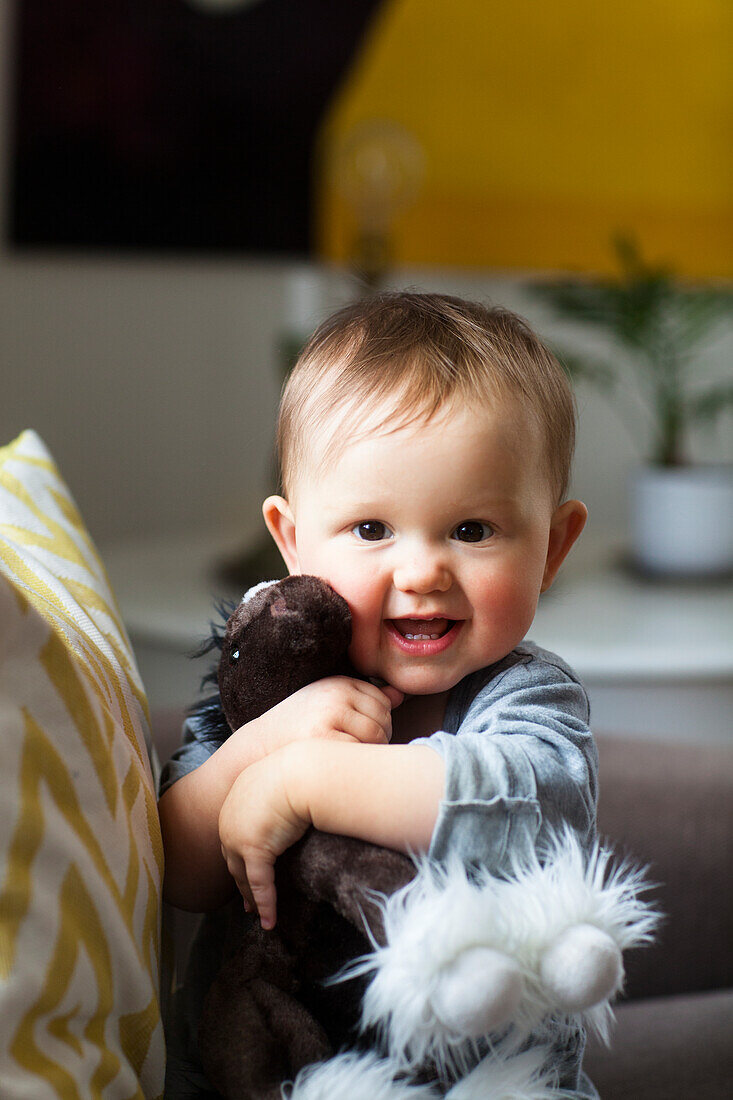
[0,431,165,1098]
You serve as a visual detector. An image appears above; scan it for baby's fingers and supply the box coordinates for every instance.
[346,683,400,744]
[380,685,404,709]
[245,854,278,931]
[221,845,256,912]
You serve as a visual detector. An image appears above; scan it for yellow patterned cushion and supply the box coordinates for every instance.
[0,431,165,1098]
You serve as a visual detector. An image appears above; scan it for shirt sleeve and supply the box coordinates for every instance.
[414,648,598,873]
[158,714,224,796]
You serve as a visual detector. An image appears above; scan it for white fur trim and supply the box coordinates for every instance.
[241,580,281,603]
[281,1052,439,1099]
[342,827,659,1069]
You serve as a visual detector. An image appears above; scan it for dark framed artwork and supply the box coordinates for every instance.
[8,0,384,255]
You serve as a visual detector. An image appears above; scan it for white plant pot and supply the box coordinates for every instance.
[630,465,733,578]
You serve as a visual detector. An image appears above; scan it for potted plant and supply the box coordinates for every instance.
[531,237,733,578]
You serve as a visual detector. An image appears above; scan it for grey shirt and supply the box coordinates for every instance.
[418,641,597,868]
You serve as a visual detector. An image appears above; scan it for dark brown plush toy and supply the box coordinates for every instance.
[192,576,416,1100]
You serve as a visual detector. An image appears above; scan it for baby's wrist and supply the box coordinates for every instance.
[241,708,285,762]
[278,739,325,825]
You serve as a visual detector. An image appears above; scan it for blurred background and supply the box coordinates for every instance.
[1,0,731,733]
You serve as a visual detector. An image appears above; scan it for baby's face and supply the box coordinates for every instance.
[269,398,582,697]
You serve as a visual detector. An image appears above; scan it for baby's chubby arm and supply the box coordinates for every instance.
[158,676,401,910]
[219,739,445,930]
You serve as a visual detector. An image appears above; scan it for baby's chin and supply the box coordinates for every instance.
[354,650,473,697]
[377,668,466,698]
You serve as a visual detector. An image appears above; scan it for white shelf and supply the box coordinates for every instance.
[531,535,733,682]
[103,526,262,650]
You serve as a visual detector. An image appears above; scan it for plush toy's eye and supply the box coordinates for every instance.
[229,647,240,665]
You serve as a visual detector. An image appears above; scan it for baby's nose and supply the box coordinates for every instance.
[393,550,452,594]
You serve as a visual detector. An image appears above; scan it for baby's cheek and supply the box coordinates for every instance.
[477,573,538,641]
[347,598,385,669]
[316,572,382,667]
[325,572,376,622]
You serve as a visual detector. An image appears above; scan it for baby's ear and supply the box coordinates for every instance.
[262,495,300,574]
[541,499,587,592]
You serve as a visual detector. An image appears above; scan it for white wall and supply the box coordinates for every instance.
[0,253,628,545]
[1,252,291,540]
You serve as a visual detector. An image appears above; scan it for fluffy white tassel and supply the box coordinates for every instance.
[281,1051,439,1100]
[340,827,660,1071]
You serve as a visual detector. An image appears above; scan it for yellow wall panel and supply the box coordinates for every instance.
[316,0,732,276]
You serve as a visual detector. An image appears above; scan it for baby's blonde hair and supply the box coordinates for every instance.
[277,291,576,503]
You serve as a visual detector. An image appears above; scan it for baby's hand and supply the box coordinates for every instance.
[218,747,309,930]
[254,676,402,756]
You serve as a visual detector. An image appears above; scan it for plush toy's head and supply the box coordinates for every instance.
[197,575,355,736]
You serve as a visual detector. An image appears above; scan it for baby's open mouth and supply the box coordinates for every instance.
[390,618,454,641]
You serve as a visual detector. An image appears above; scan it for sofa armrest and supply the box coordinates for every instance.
[595,734,733,1001]
[585,987,733,1100]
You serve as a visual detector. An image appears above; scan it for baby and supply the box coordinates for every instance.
[159,291,598,1096]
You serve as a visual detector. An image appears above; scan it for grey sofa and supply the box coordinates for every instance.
[584,734,733,1099]
[155,715,733,1099]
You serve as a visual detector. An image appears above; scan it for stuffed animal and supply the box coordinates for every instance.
[193,576,417,1099]
[192,576,659,1100]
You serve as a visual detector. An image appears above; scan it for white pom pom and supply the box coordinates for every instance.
[539,923,623,1013]
[431,948,524,1037]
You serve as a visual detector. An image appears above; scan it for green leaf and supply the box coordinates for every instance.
[528,234,733,457]
[532,279,621,329]
[666,291,733,359]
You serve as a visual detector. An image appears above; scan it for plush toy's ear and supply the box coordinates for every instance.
[263,495,300,574]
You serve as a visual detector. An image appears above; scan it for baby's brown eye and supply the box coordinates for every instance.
[353,521,391,542]
[453,521,492,543]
